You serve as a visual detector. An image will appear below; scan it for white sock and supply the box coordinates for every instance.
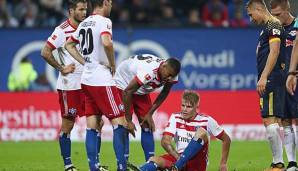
[266,123,284,164]
[295,126,298,151]
[284,126,296,162]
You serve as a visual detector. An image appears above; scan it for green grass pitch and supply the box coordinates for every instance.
[0,140,291,171]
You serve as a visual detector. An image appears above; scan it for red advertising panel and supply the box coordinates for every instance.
[0,91,264,141]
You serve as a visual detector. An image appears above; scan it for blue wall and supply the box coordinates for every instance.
[0,28,259,91]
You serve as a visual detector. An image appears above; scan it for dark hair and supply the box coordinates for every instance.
[166,58,181,76]
[247,0,266,8]
[68,0,87,10]
[270,0,290,10]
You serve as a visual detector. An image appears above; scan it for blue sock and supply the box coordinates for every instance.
[141,128,155,161]
[124,132,129,161]
[113,125,127,171]
[175,138,204,169]
[96,132,101,166]
[86,128,99,171]
[140,161,157,171]
[59,132,72,166]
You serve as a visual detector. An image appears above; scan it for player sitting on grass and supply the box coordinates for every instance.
[127,90,231,171]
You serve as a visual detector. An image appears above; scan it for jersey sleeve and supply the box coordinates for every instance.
[207,116,224,139]
[266,21,283,43]
[99,18,112,37]
[163,114,177,137]
[46,27,65,49]
[135,67,154,85]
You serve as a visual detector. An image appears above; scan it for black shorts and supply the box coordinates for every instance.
[284,90,298,119]
[260,85,285,118]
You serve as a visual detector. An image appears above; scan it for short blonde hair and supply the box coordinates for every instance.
[182,90,200,106]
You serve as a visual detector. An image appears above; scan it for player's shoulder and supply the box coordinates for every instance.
[59,19,70,30]
[266,18,283,31]
[196,113,213,121]
[92,15,111,23]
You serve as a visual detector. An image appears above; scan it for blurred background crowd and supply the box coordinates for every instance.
[1,0,298,28]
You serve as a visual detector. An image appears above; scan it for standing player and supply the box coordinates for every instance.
[40,1,87,171]
[65,0,129,170]
[114,54,181,161]
[129,90,231,171]
[246,0,286,169]
[270,0,298,170]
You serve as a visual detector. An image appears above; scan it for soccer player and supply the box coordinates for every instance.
[40,1,88,171]
[65,0,129,170]
[114,54,181,161]
[129,90,231,171]
[246,0,286,169]
[270,0,298,170]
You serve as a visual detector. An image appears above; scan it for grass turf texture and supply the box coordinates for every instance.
[0,141,289,171]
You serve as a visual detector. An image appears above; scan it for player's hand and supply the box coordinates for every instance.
[219,163,228,171]
[127,121,136,137]
[61,63,75,75]
[257,76,267,96]
[286,74,297,95]
[141,114,155,132]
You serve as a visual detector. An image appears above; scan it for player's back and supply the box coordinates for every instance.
[256,19,286,85]
[114,54,165,93]
[74,14,114,86]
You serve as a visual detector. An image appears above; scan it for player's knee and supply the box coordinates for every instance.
[281,118,292,127]
[148,156,162,166]
[194,127,208,143]
[61,118,75,133]
[263,117,279,126]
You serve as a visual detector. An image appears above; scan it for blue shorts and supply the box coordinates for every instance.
[284,89,298,119]
[260,85,285,118]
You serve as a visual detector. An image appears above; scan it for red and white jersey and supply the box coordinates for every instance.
[114,54,178,95]
[70,14,114,86]
[163,112,224,154]
[47,19,83,90]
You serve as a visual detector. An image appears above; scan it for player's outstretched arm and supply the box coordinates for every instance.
[123,79,141,137]
[65,38,85,65]
[257,39,280,95]
[141,83,173,131]
[217,131,231,171]
[287,32,298,95]
[148,82,173,116]
[161,134,179,160]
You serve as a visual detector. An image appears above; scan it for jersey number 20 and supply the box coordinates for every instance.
[79,28,94,55]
